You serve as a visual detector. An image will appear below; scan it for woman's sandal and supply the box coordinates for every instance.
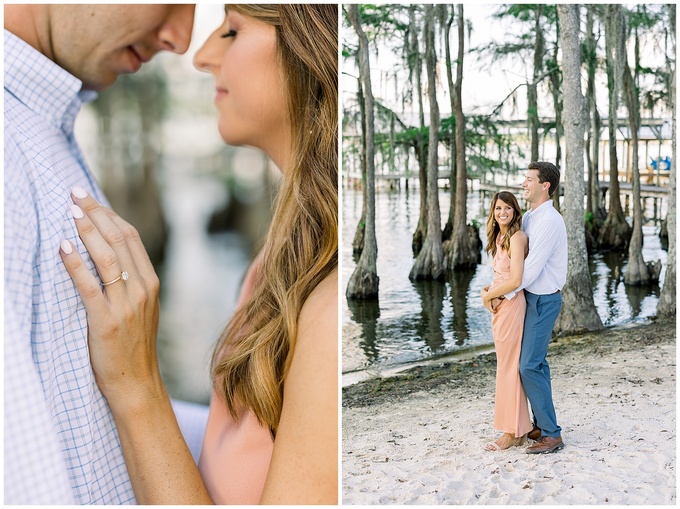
[484,434,527,451]
[484,440,503,451]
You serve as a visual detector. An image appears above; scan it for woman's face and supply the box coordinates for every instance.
[194,10,289,167]
[494,198,515,229]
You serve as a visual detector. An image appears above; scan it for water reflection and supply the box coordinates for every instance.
[157,166,250,404]
[412,280,447,352]
[449,269,476,346]
[342,187,667,379]
[346,298,381,365]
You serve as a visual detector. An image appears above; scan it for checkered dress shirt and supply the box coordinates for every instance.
[4,29,136,504]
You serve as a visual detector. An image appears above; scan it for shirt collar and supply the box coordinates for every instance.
[4,29,97,136]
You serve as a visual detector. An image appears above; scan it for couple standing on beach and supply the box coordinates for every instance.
[481,161,567,455]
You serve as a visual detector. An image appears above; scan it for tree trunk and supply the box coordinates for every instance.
[554,4,604,336]
[412,143,428,254]
[352,78,367,259]
[549,16,562,212]
[442,6,456,242]
[410,4,444,281]
[598,4,632,251]
[346,5,379,299]
[94,72,168,267]
[389,111,396,174]
[657,4,676,317]
[449,4,477,270]
[585,6,606,241]
[410,6,428,256]
[623,32,658,285]
[528,5,544,162]
[133,74,168,266]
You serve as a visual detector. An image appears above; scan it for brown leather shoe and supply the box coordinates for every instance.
[526,436,564,454]
[527,426,541,441]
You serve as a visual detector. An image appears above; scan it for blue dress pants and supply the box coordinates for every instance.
[519,291,562,438]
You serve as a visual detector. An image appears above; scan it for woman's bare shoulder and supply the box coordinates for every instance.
[510,229,528,244]
[298,268,338,339]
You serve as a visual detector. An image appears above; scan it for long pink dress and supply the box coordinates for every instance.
[198,256,274,504]
[489,239,533,437]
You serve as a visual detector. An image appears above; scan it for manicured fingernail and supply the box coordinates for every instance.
[60,240,73,254]
[72,186,88,199]
[70,204,84,219]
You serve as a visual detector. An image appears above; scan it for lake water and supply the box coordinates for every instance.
[341,186,668,385]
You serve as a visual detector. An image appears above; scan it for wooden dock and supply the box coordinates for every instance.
[344,172,667,198]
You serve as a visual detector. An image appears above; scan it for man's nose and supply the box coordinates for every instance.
[159,5,195,54]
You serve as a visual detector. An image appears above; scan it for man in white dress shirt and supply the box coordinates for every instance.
[4,5,194,503]
[511,161,568,454]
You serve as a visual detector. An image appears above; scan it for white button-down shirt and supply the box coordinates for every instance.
[4,29,135,504]
[506,199,568,299]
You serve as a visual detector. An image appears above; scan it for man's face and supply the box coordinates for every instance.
[521,169,549,205]
[48,5,195,90]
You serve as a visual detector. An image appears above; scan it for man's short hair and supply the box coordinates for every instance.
[528,161,560,197]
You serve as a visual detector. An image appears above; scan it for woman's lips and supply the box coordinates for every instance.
[215,88,228,101]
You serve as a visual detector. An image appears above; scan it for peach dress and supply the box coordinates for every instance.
[198,393,273,504]
[489,238,533,437]
[198,256,274,504]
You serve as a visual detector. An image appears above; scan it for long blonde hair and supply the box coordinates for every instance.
[485,191,523,259]
[211,4,338,437]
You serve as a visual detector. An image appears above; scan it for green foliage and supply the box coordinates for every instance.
[493,4,536,23]
[343,4,409,45]
[585,211,594,230]
[342,45,357,59]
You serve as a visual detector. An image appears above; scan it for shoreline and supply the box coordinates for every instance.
[342,318,676,505]
[342,342,498,388]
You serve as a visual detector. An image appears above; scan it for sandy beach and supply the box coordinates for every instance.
[342,319,676,505]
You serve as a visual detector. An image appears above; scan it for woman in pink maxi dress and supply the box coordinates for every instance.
[481,192,533,451]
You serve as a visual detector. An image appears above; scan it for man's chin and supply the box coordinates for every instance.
[81,75,118,92]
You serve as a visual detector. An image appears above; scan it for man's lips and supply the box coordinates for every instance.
[124,47,142,72]
[129,46,150,63]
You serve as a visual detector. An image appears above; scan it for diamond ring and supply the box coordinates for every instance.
[101,271,130,287]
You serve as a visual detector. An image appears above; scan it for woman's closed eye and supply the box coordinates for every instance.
[221,29,237,39]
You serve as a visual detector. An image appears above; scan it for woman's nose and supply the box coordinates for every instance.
[193,29,220,73]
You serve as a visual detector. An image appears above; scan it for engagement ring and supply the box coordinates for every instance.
[101,271,130,286]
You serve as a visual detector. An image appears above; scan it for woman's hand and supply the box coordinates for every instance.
[59,190,212,505]
[481,287,503,314]
[481,288,493,312]
[59,187,165,414]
